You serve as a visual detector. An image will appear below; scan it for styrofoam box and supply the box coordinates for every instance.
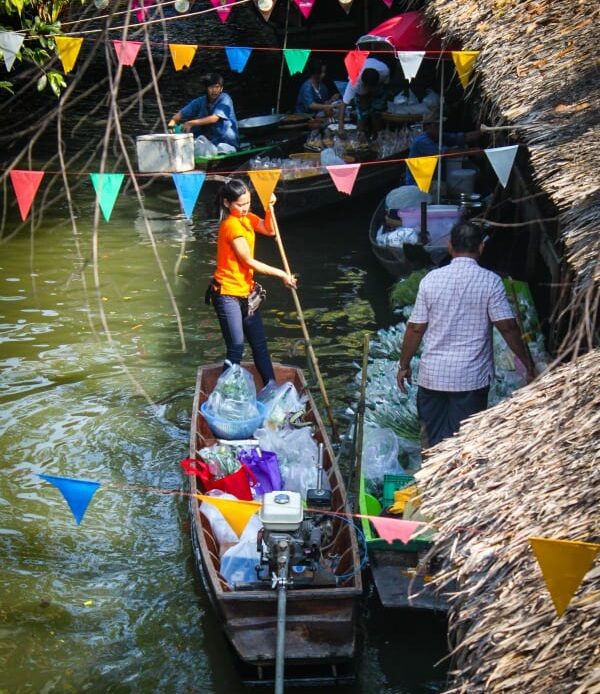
[136,133,194,173]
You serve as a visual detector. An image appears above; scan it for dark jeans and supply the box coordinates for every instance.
[212,294,275,385]
[417,385,489,448]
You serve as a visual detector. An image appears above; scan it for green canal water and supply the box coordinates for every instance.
[0,187,448,693]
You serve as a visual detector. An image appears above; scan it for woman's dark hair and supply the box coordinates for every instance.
[450,221,484,253]
[305,58,326,77]
[203,72,224,88]
[217,178,250,220]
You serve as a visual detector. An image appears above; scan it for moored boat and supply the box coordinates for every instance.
[187,362,362,672]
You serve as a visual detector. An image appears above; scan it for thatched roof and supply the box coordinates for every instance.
[426,0,599,346]
[416,349,600,693]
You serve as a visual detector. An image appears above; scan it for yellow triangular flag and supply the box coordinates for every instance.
[168,43,197,71]
[406,155,439,193]
[451,50,480,89]
[197,494,260,536]
[55,36,83,75]
[529,537,599,617]
[248,169,281,211]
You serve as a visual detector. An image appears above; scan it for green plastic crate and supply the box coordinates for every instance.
[382,474,417,508]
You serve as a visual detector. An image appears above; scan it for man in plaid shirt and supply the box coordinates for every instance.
[397,222,536,447]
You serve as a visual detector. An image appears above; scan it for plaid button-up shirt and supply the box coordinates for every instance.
[409,257,514,391]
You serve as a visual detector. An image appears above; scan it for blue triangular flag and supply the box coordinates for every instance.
[172,172,206,219]
[38,474,101,525]
[225,46,252,73]
[89,173,125,222]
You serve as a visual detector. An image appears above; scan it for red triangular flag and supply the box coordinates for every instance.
[9,170,44,221]
[344,50,369,85]
[369,516,424,544]
[326,164,360,195]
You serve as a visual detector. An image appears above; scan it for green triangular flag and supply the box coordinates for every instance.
[89,173,125,222]
[283,48,311,76]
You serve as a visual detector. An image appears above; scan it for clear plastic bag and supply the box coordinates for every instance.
[194,135,218,158]
[216,142,237,154]
[362,426,403,484]
[257,381,307,430]
[320,148,345,166]
[205,364,259,420]
[220,514,262,586]
[200,490,240,548]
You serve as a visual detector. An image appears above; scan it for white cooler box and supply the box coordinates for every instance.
[136,133,194,173]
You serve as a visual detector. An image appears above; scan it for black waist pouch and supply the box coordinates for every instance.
[205,278,221,305]
[247,282,267,316]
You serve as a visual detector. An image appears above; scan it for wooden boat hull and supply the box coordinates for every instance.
[188,362,362,665]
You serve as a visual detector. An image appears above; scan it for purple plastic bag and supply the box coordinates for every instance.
[237,448,283,497]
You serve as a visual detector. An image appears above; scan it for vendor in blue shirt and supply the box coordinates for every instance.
[168,73,239,149]
[405,114,480,185]
[295,59,339,116]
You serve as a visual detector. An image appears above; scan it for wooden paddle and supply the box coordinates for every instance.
[269,204,339,442]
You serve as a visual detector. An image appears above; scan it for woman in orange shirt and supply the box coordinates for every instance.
[208,179,297,385]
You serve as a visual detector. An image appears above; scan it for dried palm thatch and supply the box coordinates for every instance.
[416,349,600,693]
[426,0,599,352]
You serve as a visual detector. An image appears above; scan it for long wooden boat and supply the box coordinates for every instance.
[188,362,362,671]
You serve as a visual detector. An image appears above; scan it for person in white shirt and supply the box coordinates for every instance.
[338,57,390,136]
[397,222,536,447]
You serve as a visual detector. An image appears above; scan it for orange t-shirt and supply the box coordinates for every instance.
[213,212,261,297]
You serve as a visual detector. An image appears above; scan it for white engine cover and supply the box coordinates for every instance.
[259,491,304,531]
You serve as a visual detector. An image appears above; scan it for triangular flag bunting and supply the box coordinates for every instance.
[338,0,354,14]
[484,145,519,188]
[292,0,315,19]
[89,173,125,222]
[381,0,393,7]
[451,50,480,89]
[9,170,44,221]
[172,172,206,220]
[0,31,24,72]
[197,494,260,536]
[334,80,348,96]
[210,0,235,23]
[326,164,361,196]
[132,0,153,22]
[38,474,101,526]
[344,50,369,85]
[225,46,252,73]
[529,537,599,617]
[254,0,278,22]
[283,48,311,76]
[112,40,142,66]
[54,36,83,75]
[369,516,425,544]
[168,43,197,71]
[397,51,425,82]
[248,169,281,211]
[406,155,439,193]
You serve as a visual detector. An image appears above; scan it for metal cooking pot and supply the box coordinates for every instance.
[238,114,285,133]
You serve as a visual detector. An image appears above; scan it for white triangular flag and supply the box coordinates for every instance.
[397,51,425,81]
[484,145,518,188]
[0,31,25,72]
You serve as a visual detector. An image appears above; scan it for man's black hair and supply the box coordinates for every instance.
[361,68,380,88]
[203,72,224,87]
[450,221,484,253]
[305,58,326,77]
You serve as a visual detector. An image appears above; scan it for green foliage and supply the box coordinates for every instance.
[389,270,429,309]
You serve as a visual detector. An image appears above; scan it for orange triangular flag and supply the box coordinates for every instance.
[451,50,479,89]
[9,170,44,221]
[168,43,197,71]
[529,537,599,617]
[248,169,281,211]
[55,36,83,74]
[197,494,260,536]
[406,155,439,193]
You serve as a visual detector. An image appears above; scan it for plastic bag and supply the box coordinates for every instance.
[180,457,256,500]
[216,142,237,154]
[198,444,240,477]
[362,426,403,484]
[422,89,440,110]
[194,135,218,158]
[237,448,283,498]
[255,428,328,499]
[205,364,259,420]
[257,381,307,430]
[385,185,431,213]
[220,514,262,586]
[200,490,240,548]
[320,148,345,166]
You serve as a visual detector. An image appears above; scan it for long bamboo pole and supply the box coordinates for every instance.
[275,0,290,114]
[353,332,370,502]
[269,205,339,441]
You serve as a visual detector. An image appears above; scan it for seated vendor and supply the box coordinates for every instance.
[295,59,339,117]
[338,57,390,136]
[405,113,480,185]
[168,73,239,149]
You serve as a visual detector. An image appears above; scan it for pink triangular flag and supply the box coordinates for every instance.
[344,50,369,85]
[112,40,142,66]
[381,0,393,7]
[326,164,361,195]
[292,0,315,19]
[9,170,44,221]
[210,0,234,23]
[369,516,424,544]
